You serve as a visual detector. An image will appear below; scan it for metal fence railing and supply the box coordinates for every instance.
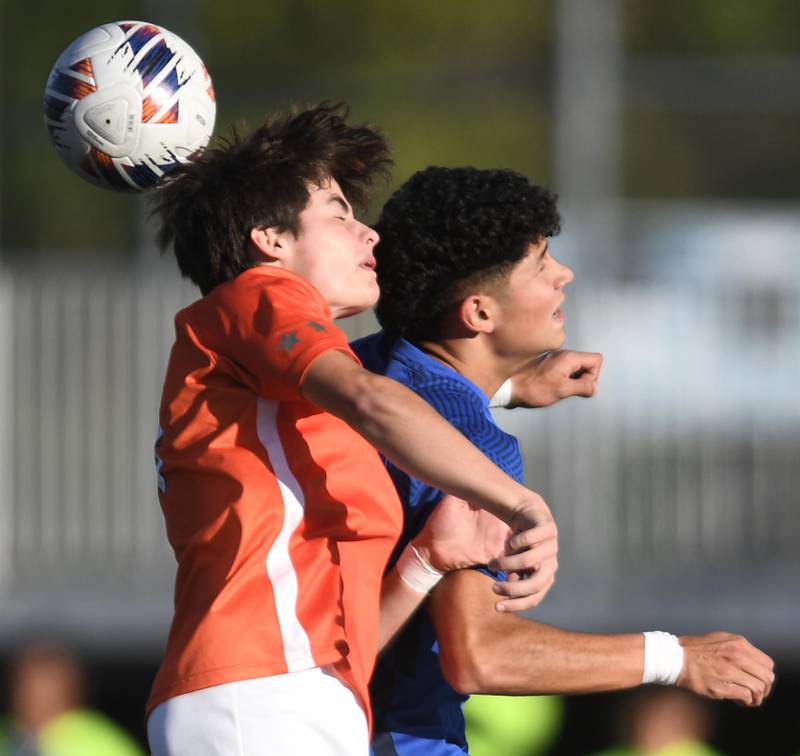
[1,262,798,649]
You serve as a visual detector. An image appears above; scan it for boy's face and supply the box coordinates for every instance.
[283,178,380,318]
[491,238,574,360]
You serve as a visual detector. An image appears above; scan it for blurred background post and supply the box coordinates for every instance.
[1,1,797,752]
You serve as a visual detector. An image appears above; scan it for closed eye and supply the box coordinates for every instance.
[328,194,352,220]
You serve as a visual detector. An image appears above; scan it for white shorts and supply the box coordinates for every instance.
[147,666,369,756]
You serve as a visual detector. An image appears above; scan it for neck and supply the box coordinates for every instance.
[415,337,513,399]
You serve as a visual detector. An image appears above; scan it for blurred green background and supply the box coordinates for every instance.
[5,0,800,253]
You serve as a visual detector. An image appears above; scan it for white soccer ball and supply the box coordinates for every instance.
[43,21,216,192]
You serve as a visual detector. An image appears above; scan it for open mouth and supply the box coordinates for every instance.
[360,257,376,271]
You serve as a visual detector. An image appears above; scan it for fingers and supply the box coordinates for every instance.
[581,351,603,378]
[490,509,560,611]
[711,672,771,707]
[719,665,773,706]
[565,350,603,375]
[569,374,598,398]
[493,575,555,613]
[704,681,758,707]
[493,559,557,598]
[555,350,602,376]
[716,635,775,703]
[506,520,558,554]
[491,539,558,574]
[733,640,775,674]
[680,633,776,707]
[726,641,775,702]
[492,549,558,612]
[559,351,603,398]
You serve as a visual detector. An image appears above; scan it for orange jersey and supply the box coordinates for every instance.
[148,266,403,724]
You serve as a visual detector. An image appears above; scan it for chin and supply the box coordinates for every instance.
[329,283,380,320]
[335,305,369,320]
[538,333,567,353]
[332,298,377,320]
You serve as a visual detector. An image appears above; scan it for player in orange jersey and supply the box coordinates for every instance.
[145,104,561,756]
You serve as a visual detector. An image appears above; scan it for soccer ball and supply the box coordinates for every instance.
[43,21,216,192]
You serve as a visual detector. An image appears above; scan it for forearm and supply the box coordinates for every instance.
[302,353,534,524]
[431,572,774,705]
[378,567,428,651]
[379,534,457,651]
[453,619,644,695]
[343,378,528,520]
[431,570,643,695]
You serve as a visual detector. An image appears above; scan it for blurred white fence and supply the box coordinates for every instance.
[0,260,798,651]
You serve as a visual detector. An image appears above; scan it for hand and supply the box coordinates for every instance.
[489,498,559,612]
[414,492,558,612]
[414,495,511,574]
[508,350,603,408]
[413,494,558,612]
[677,632,775,706]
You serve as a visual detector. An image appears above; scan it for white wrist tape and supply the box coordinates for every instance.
[396,544,444,594]
[490,378,513,408]
[642,631,684,685]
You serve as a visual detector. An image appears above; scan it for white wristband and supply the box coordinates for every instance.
[642,631,684,685]
[490,378,513,408]
[396,544,444,594]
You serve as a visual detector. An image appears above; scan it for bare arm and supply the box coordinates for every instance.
[303,351,540,524]
[377,495,558,650]
[429,569,775,706]
[378,567,428,651]
[430,569,643,695]
[502,350,603,408]
[302,350,557,612]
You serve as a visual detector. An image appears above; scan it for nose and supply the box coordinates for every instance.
[555,260,574,288]
[361,221,379,247]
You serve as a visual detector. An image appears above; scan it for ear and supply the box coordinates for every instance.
[250,226,289,262]
[457,294,496,334]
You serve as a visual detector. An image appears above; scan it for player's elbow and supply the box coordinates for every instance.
[438,642,495,695]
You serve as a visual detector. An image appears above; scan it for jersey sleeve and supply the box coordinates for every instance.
[201,271,356,402]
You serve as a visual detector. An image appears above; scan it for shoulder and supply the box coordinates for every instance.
[215,266,328,315]
[351,333,427,392]
[381,340,483,413]
[401,364,492,441]
[416,373,485,418]
[178,266,332,336]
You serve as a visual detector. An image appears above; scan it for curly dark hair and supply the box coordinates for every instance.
[150,103,392,295]
[374,166,561,340]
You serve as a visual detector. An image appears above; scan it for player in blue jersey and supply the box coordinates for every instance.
[352,166,775,755]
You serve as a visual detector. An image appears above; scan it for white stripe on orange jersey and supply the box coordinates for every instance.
[256,398,315,671]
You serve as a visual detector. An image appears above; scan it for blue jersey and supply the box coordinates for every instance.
[351,332,524,756]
